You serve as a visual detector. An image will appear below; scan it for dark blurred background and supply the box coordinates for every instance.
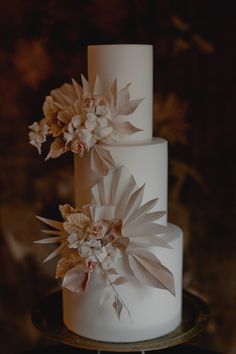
[0,1,235,353]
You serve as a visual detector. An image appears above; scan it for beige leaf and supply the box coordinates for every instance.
[128,249,175,295]
[36,215,64,230]
[125,211,166,227]
[93,75,103,95]
[81,74,90,94]
[34,236,65,244]
[117,84,130,108]
[91,145,116,176]
[118,99,144,115]
[112,276,129,286]
[41,229,65,236]
[128,234,172,249]
[123,221,173,237]
[107,267,119,275]
[43,242,68,263]
[115,121,143,135]
[112,295,123,320]
[45,138,67,160]
[56,258,69,279]
[124,198,158,225]
[122,184,145,222]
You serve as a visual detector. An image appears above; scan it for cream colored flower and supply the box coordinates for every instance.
[63,115,82,144]
[95,104,108,116]
[70,140,87,157]
[85,112,97,131]
[67,232,84,249]
[63,212,91,235]
[29,121,49,154]
[86,222,108,240]
[78,239,108,262]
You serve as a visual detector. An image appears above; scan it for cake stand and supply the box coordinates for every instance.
[31,289,209,353]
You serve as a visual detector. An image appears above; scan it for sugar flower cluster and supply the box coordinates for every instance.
[36,167,175,319]
[29,76,143,161]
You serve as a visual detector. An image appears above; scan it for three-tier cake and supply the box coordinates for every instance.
[30,44,183,343]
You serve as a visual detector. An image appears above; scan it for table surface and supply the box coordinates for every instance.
[21,343,222,354]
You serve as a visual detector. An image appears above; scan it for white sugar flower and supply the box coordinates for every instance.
[85,111,113,142]
[63,115,82,144]
[97,116,109,128]
[79,128,97,149]
[71,140,87,157]
[71,114,82,128]
[67,231,84,249]
[63,124,77,144]
[94,245,109,263]
[78,239,108,263]
[86,222,108,240]
[29,122,49,154]
[95,104,108,117]
[93,125,113,140]
[101,243,122,269]
[85,112,97,131]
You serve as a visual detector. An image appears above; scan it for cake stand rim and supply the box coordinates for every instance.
[31,289,210,352]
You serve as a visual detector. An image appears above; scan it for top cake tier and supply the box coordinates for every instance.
[88,44,153,144]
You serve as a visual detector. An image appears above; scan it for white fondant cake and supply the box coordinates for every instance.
[31,44,183,343]
[64,45,183,342]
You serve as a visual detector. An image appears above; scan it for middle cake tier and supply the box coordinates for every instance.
[74,137,168,225]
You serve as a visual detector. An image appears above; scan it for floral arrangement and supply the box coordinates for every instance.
[29,76,143,174]
[36,166,175,319]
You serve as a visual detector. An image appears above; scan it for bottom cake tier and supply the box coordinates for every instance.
[63,223,183,342]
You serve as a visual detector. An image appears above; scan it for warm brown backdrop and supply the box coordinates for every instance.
[0,1,235,353]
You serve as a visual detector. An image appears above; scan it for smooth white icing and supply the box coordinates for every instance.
[63,44,183,342]
[88,45,153,144]
[63,224,183,342]
[74,138,168,225]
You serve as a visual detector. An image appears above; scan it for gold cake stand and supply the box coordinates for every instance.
[31,290,209,352]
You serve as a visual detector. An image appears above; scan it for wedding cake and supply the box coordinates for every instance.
[29,44,183,342]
